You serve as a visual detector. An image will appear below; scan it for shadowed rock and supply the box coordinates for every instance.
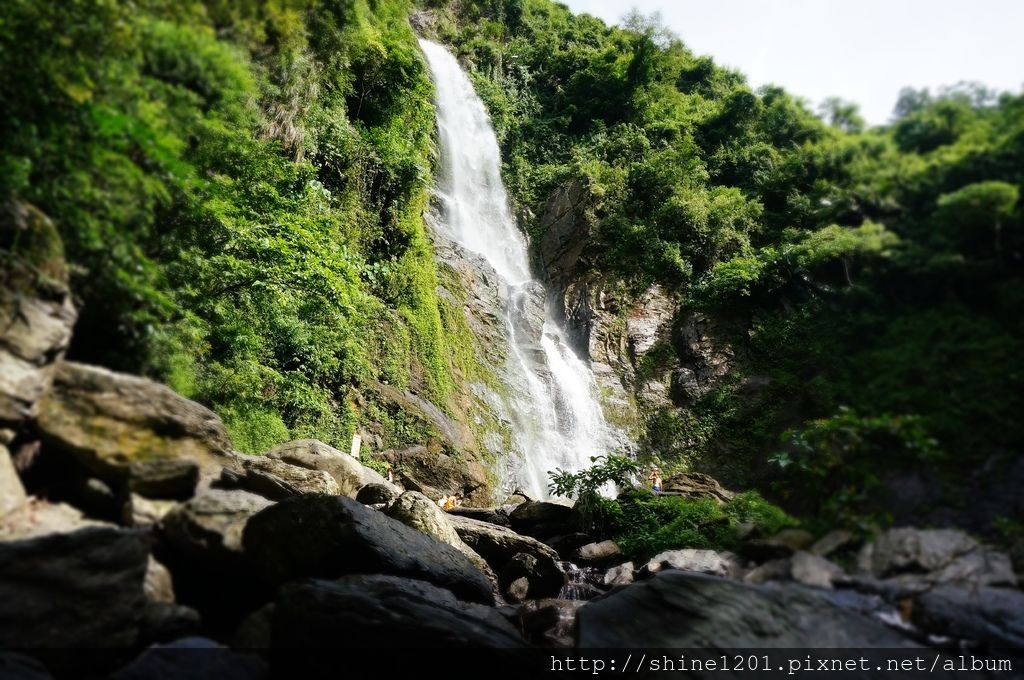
[243,495,493,604]
[270,576,526,654]
[577,571,919,648]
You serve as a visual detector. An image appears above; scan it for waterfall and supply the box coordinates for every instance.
[418,39,621,499]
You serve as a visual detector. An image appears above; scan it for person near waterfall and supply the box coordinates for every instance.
[648,466,662,495]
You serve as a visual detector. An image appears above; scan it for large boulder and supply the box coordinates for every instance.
[912,584,1024,648]
[0,497,102,539]
[262,439,395,498]
[661,472,735,503]
[508,500,579,539]
[0,444,27,517]
[497,551,565,601]
[270,576,526,656]
[226,454,340,500]
[0,514,150,658]
[36,362,234,498]
[642,548,742,579]
[159,489,272,572]
[0,201,77,441]
[448,513,563,580]
[861,527,1017,591]
[158,489,275,631]
[789,551,846,589]
[355,482,399,506]
[860,527,979,576]
[386,491,497,589]
[382,443,487,502]
[927,547,1017,587]
[577,571,918,648]
[574,540,622,567]
[447,505,511,527]
[603,562,635,587]
[243,495,493,604]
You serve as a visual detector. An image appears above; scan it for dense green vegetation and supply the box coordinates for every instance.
[3,0,1020,529]
[433,0,1023,527]
[549,455,794,560]
[0,0,481,454]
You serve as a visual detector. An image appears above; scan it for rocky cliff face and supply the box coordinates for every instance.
[536,183,747,462]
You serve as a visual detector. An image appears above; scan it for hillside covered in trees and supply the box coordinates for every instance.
[6,0,1020,529]
[2,0,1024,671]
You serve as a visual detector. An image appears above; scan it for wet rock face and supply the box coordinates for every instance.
[538,181,594,290]
[0,201,77,442]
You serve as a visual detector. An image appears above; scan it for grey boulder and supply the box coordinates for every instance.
[262,439,396,498]
[577,571,919,648]
[243,495,493,604]
[271,575,526,650]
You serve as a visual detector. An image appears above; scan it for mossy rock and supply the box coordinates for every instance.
[36,362,234,499]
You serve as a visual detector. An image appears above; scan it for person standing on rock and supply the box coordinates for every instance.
[648,466,662,495]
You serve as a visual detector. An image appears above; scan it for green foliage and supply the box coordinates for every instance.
[548,457,793,560]
[0,0,478,452]
[770,408,940,527]
[608,489,795,561]
[934,181,1019,260]
[548,454,642,499]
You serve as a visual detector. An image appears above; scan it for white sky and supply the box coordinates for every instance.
[560,0,1024,125]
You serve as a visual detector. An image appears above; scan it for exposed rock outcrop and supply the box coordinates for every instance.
[382,444,487,502]
[538,181,594,290]
[662,471,735,502]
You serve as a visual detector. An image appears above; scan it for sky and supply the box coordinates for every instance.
[560,0,1024,125]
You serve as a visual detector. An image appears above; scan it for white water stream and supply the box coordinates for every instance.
[419,40,619,498]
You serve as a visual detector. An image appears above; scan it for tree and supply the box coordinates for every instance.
[935,181,1019,261]
[819,97,865,133]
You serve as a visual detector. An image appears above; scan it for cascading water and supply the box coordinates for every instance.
[419,39,621,499]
